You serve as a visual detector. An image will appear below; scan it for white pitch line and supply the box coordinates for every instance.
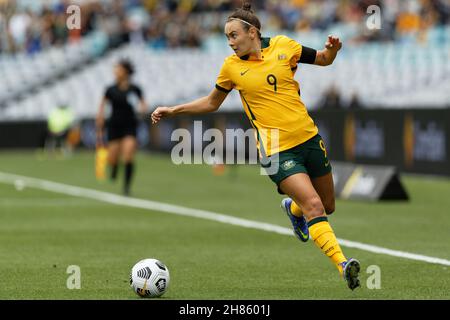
[0,198,107,207]
[1,171,449,267]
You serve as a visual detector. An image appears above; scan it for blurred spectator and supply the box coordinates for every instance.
[348,93,363,110]
[1,0,449,111]
[320,85,343,110]
[1,0,448,55]
[45,103,76,158]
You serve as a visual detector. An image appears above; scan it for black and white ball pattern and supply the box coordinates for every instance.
[130,258,170,298]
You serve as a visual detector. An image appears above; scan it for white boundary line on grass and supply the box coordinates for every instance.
[1,171,449,267]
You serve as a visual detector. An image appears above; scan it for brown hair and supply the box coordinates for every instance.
[118,59,135,76]
[227,1,262,39]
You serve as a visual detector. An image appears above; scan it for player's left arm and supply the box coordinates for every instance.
[138,99,147,115]
[135,86,148,116]
[313,35,342,66]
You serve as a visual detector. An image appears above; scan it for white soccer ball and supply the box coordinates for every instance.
[130,258,170,298]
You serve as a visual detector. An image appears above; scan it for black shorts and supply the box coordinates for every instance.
[107,124,137,141]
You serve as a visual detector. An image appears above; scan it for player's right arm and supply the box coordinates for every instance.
[151,87,228,124]
[96,96,108,141]
[96,86,114,140]
[96,97,106,127]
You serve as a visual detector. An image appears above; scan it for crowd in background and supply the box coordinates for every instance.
[0,0,449,55]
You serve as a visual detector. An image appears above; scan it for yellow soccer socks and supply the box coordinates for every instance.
[290,201,303,217]
[307,216,347,275]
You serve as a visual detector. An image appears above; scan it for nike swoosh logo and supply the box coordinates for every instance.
[296,227,309,240]
[325,160,330,167]
[240,69,250,76]
[321,240,330,249]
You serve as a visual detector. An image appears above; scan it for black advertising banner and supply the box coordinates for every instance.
[0,121,47,148]
[1,109,449,176]
[310,109,450,176]
[309,110,347,161]
[402,110,449,175]
[334,110,405,166]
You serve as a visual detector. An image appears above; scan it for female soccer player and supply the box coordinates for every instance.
[96,59,147,196]
[151,2,361,290]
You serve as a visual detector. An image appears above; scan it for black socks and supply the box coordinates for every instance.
[110,162,134,196]
[124,162,134,196]
[110,164,119,181]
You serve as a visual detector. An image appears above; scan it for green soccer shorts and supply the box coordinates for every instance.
[262,134,332,194]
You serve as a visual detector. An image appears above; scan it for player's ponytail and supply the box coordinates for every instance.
[227,1,262,39]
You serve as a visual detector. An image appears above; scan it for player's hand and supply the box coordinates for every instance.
[151,106,173,124]
[325,35,342,52]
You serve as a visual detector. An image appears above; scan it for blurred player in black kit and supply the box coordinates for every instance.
[96,59,148,196]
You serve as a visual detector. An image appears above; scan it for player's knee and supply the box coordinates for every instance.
[108,157,117,165]
[108,154,119,165]
[302,196,325,218]
[123,153,135,163]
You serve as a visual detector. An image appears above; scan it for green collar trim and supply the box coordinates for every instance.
[261,37,271,49]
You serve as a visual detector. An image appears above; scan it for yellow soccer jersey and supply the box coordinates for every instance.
[215,35,318,156]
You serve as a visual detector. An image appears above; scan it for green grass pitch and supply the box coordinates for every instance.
[0,151,449,299]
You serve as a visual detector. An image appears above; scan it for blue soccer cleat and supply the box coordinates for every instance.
[339,258,361,290]
[281,198,309,242]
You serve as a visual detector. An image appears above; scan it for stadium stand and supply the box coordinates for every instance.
[0,0,449,121]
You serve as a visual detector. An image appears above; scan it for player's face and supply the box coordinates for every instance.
[225,20,255,57]
[114,65,128,82]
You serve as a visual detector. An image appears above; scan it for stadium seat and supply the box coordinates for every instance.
[2,24,449,120]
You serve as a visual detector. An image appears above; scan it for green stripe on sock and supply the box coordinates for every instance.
[307,216,328,228]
